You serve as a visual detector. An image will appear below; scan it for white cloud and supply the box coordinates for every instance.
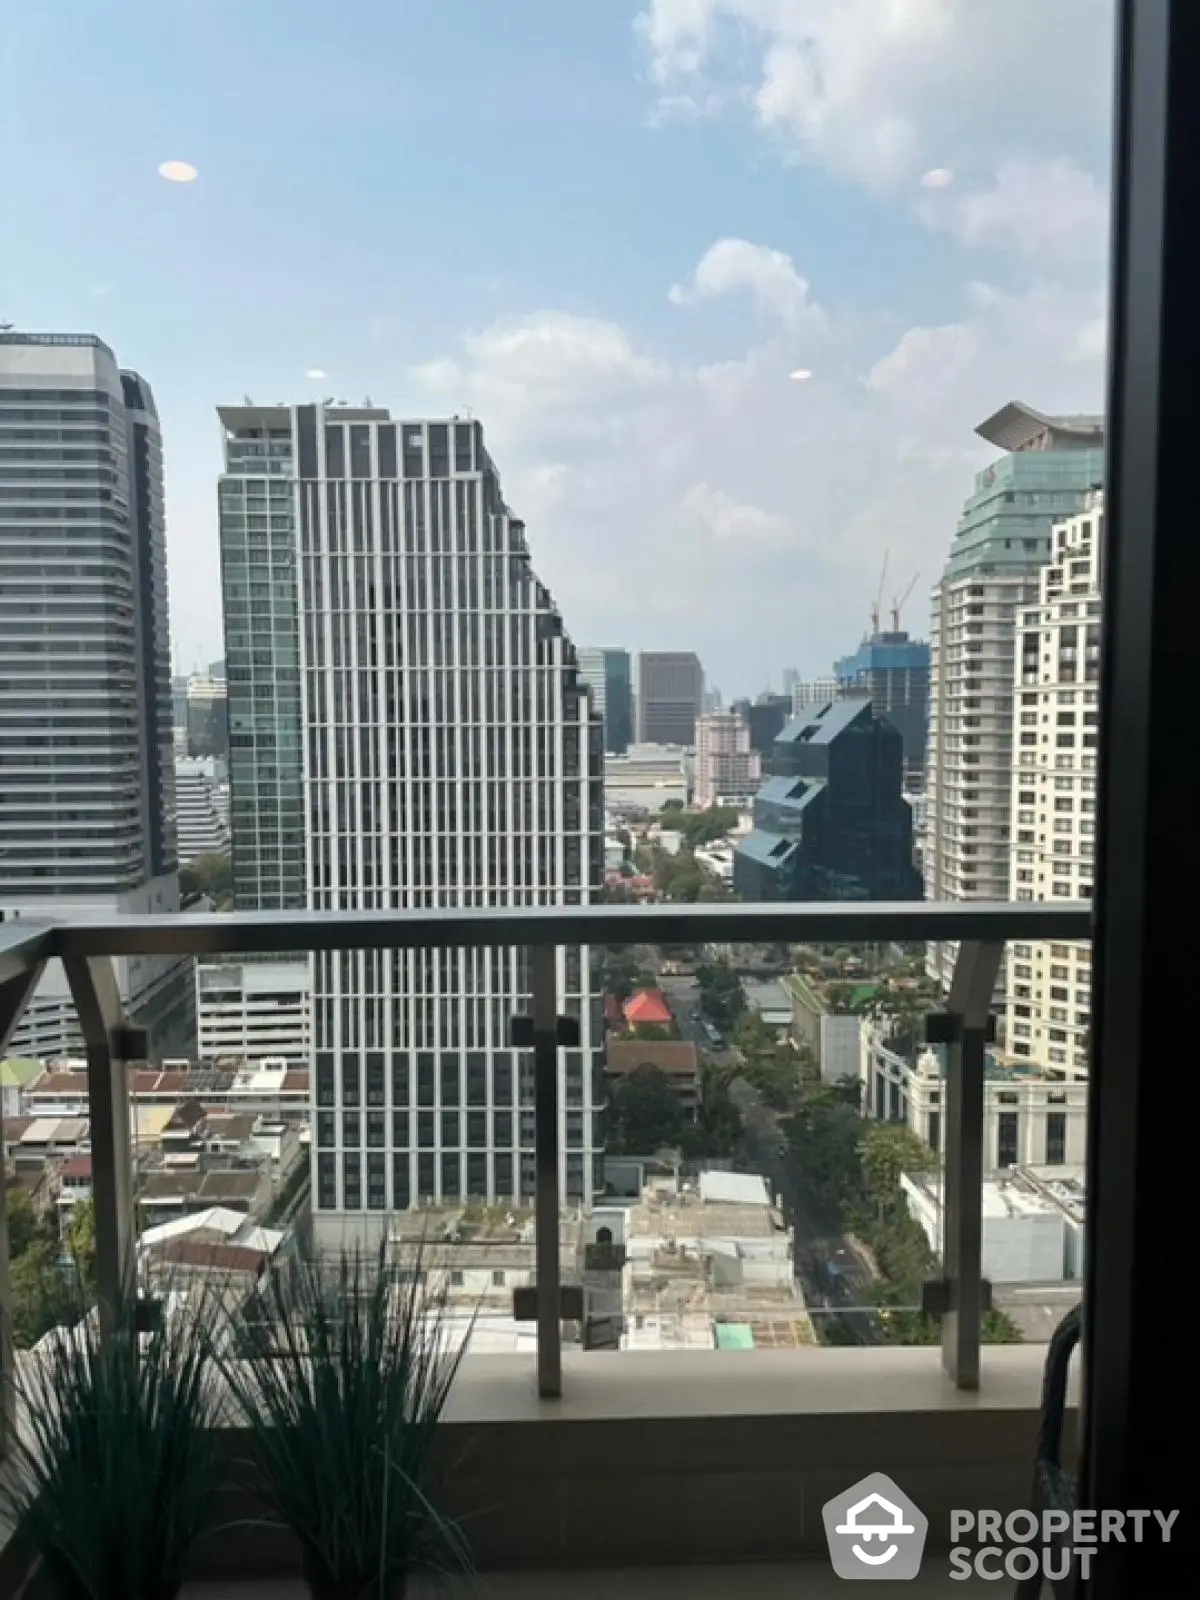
[920,167,954,189]
[923,157,1109,267]
[678,482,793,548]
[636,1,1112,200]
[866,323,980,398]
[668,237,824,331]
[306,368,328,380]
[410,273,1105,684]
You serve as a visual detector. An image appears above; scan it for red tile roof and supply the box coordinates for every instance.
[623,989,674,1027]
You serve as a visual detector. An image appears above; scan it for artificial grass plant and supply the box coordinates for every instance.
[215,1236,474,1600]
[0,1282,223,1600]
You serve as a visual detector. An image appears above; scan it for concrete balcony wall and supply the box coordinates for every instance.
[188,1347,1071,1580]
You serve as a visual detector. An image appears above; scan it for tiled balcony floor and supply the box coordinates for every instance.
[182,1561,1003,1597]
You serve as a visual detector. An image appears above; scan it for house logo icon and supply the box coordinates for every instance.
[822,1472,928,1580]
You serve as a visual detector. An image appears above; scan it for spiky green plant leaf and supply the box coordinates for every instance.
[214,1233,474,1598]
[0,1283,223,1600]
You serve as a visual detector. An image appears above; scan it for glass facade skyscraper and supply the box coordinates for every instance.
[217,408,305,911]
[577,647,632,754]
[733,698,920,903]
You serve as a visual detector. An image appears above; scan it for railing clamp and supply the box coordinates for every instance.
[508,1013,580,1048]
[921,1277,993,1317]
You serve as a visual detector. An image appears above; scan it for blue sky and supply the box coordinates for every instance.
[2,1,1114,693]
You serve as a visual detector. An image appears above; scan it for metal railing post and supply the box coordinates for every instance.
[530,945,562,1399]
[0,958,46,1454]
[933,939,1003,1391]
[64,955,140,1332]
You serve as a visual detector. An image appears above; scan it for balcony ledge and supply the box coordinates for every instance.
[184,1345,1071,1581]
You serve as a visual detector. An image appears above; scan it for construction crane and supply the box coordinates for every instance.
[870,550,890,637]
[891,573,919,634]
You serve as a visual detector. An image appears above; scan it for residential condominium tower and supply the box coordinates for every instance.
[217,405,604,1242]
[924,402,1103,993]
[1005,496,1102,1080]
[694,710,760,807]
[0,331,191,1056]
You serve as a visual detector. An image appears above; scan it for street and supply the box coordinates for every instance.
[658,974,883,1344]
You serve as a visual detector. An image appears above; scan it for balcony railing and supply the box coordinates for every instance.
[0,899,1090,1440]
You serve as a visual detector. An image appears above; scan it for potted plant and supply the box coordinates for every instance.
[216,1236,473,1599]
[0,1282,222,1600]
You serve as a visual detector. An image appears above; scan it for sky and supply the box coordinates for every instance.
[1,0,1115,697]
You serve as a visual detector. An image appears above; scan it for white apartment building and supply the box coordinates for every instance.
[925,571,1031,991]
[175,757,230,864]
[1005,497,1102,1079]
[196,959,312,1064]
[860,1024,1088,1171]
[693,711,760,808]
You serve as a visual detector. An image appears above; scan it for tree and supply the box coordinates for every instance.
[9,1240,73,1349]
[629,1022,674,1042]
[696,958,745,1029]
[602,948,648,1002]
[677,806,740,849]
[67,1196,97,1291]
[179,851,233,906]
[859,1124,936,1207]
[5,1185,44,1258]
[683,1063,744,1159]
[609,1066,685,1154]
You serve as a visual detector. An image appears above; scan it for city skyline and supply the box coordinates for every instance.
[3,2,1113,690]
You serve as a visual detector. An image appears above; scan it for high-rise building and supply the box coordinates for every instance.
[1005,496,1102,1081]
[694,711,760,807]
[0,331,191,1057]
[217,407,305,912]
[835,631,931,787]
[732,692,794,768]
[217,405,604,1239]
[577,647,632,754]
[925,403,1104,992]
[789,677,840,713]
[174,756,230,865]
[635,651,703,745]
[184,673,228,759]
[733,699,920,903]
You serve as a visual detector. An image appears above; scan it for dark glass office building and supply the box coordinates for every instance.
[733,697,921,903]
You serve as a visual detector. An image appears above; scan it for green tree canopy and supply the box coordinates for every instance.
[859,1123,937,1206]
[179,851,233,905]
[696,958,745,1028]
[609,1065,685,1155]
[676,806,741,848]
[67,1197,97,1291]
[5,1185,44,1258]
